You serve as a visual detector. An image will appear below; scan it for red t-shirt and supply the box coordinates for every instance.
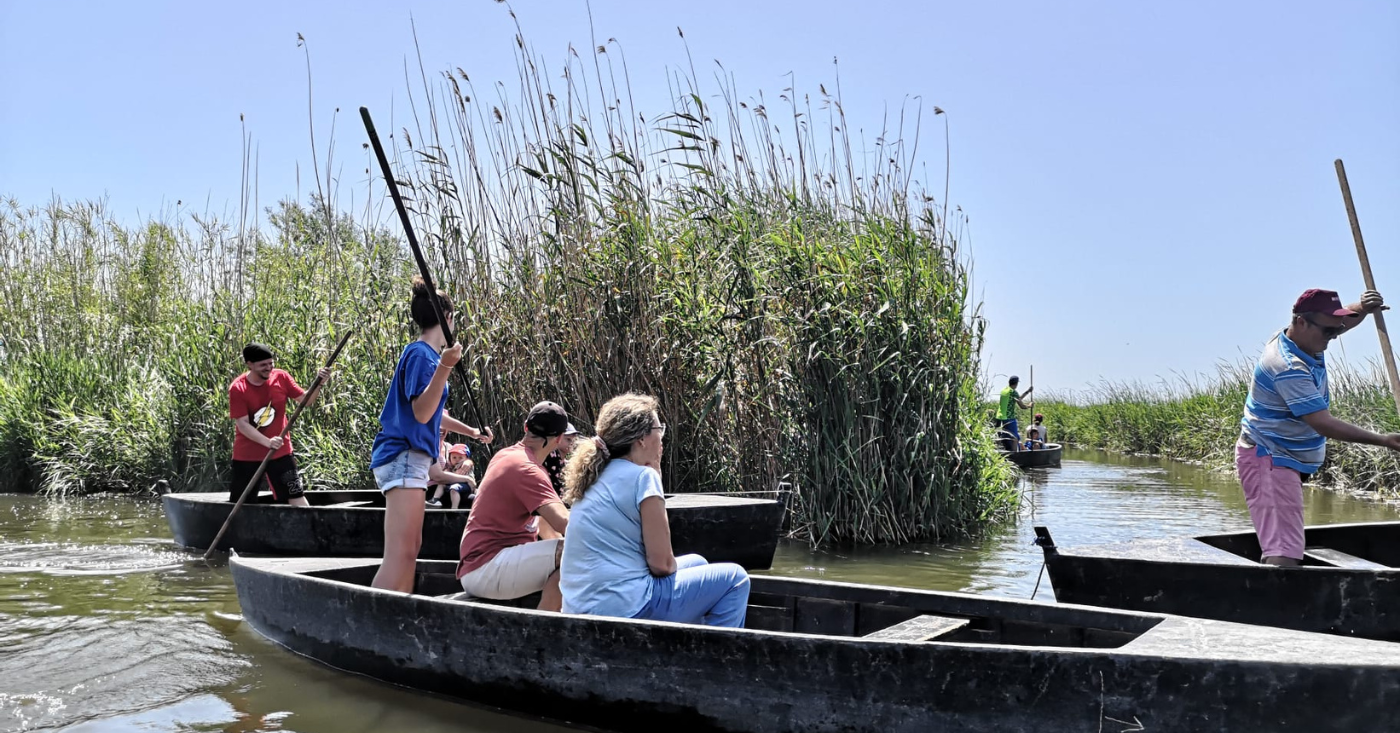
[228,369,305,462]
[457,443,562,577]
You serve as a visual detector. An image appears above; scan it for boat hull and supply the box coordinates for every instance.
[164,490,784,569]
[1038,521,1400,641]
[1001,443,1062,468]
[232,556,1400,733]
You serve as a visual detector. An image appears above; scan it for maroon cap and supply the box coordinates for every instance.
[1292,289,1355,317]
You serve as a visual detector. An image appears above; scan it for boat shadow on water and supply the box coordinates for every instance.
[231,555,1400,733]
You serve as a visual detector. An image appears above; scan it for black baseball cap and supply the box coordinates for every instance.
[243,343,275,362]
[525,401,569,438]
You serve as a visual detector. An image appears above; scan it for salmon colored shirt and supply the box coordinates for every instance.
[457,443,562,577]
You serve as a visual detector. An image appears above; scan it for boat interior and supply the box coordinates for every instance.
[297,560,1160,650]
[1196,524,1398,569]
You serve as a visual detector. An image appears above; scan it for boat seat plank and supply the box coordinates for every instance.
[864,614,969,642]
[1303,547,1388,570]
[322,500,373,508]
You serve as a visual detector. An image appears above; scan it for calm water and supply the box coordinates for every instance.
[3,449,1397,732]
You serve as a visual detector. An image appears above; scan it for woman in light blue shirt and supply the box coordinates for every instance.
[559,394,749,627]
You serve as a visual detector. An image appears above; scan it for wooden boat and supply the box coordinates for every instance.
[1034,522,1400,641]
[1000,443,1062,468]
[231,555,1400,732]
[163,490,784,569]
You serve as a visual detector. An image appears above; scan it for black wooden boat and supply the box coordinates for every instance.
[1035,522,1400,641]
[164,490,784,569]
[1000,443,1062,468]
[231,555,1400,732]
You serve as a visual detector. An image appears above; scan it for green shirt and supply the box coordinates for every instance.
[996,387,1020,421]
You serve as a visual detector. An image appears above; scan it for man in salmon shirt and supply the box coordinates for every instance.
[228,343,332,506]
[457,401,571,610]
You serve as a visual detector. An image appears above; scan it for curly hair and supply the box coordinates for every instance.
[562,393,659,505]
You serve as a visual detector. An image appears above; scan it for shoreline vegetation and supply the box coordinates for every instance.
[0,25,1017,545]
[1034,362,1400,499]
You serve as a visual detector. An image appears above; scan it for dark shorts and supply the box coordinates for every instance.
[229,455,304,503]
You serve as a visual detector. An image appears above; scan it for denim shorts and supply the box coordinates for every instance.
[373,450,432,492]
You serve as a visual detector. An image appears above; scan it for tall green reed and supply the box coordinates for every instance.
[0,15,1016,543]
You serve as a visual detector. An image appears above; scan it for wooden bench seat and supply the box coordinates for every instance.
[1303,547,1388,570]
[864,614,970,642]
[321,500,374,508]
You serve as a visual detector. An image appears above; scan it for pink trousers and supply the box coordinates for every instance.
[1235,445,1305,561]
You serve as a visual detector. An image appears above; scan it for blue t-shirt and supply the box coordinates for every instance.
[559,459,666,618]
[370,341,449,468]
[1240,329,1329,473]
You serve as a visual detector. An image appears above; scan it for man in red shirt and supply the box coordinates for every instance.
[457,401,571,610]
[228,343,331,506]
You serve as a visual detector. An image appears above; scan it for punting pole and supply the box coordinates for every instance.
[359,106,487,428]
[204,330,353,559]
[1334,159,1400,418]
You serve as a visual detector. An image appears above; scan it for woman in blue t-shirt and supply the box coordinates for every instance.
[369,277,462,592]
[559,394,750,627]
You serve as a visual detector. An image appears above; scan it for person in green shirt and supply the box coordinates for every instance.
[995,376,1034,451]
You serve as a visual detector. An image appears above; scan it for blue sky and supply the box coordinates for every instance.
[3,1,1397,394]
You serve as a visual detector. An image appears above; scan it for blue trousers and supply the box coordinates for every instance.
[996,418,1019,451]
[633,554,750,628]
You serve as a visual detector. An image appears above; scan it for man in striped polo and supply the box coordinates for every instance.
[1238,288,1399,566]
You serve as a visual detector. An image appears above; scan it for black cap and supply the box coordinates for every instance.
[243,343,275,362]
[525,401,569,438]
[1009,375,1020,384]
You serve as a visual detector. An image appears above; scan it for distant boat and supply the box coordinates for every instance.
[163,489,784,569]
[1034,522,1400,641]
[1000,443,1062,468]
[231,554,1400,732]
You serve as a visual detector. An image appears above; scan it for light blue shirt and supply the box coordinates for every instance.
[1241,329,1329,473]
[559,459,665,618]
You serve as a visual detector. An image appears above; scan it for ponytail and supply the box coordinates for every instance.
[561,393,659,505]
[563,439,610,505]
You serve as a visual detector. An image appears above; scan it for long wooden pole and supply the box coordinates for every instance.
[204,330,353,559]
[1334,159,1400,417]
[359,106,486,428]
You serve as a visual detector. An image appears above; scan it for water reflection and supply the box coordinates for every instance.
[1,452,1397,732]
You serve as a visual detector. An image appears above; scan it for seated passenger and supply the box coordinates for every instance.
[428,443,475,509]
[1030,413,1048,445]
[457,401,571,610]
[1023,427,1044,451]
[542,422,582,496]
[559,394,750,628]
[427,409,491,508]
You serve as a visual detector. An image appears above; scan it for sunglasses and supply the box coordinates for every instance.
[1302,316,1345,338]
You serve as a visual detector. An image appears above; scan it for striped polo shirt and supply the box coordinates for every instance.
[1240,329,1329,473]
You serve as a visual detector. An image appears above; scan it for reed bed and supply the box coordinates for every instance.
[0,20,1016,544]
[1035,361,1400,497]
